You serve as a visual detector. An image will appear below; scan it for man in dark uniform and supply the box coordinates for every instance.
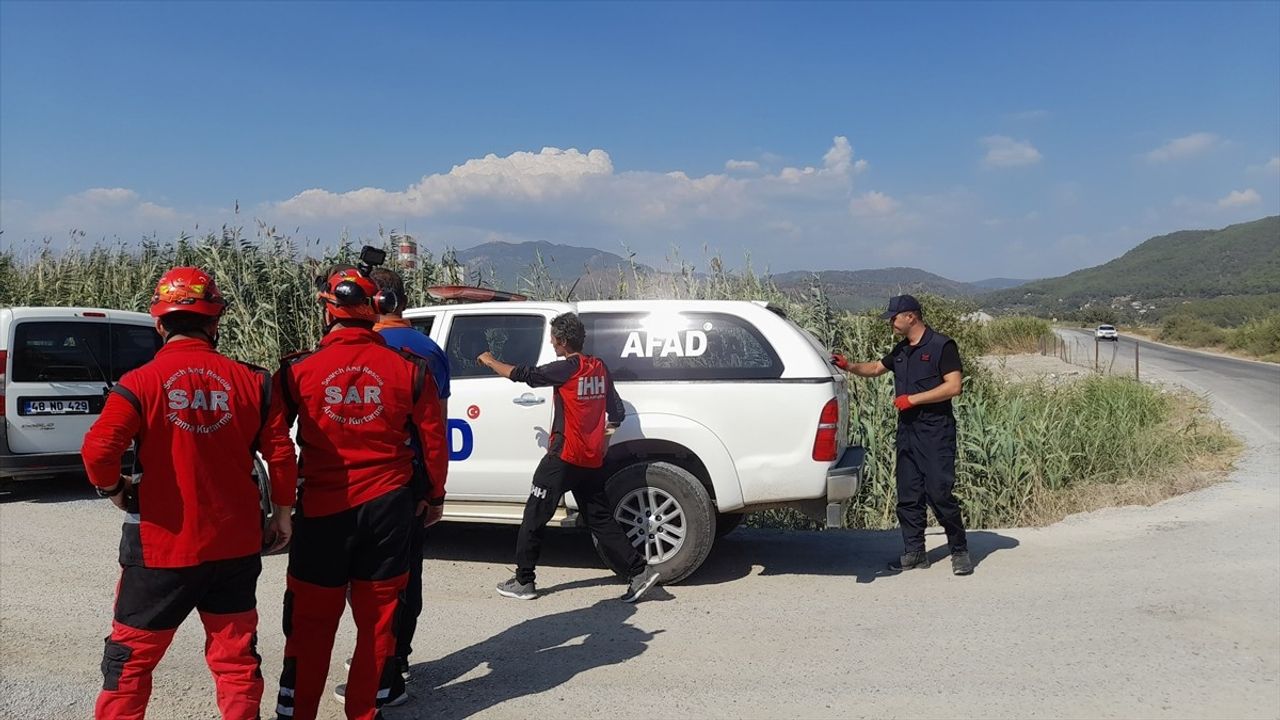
[831,294,972,576]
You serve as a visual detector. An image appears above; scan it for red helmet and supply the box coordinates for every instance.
[150,266,226,318]
[317,266,379,321]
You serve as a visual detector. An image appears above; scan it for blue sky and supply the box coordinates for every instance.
[2,1,1277,281]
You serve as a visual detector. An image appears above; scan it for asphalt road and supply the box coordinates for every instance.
[1058,328,1280,447]
[1,338,1277,719]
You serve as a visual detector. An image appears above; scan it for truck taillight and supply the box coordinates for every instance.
[0,350,7,417]
[812,398,839,462]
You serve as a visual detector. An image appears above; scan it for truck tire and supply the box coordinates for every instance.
[592,461,715,584]
[715,512,745,538]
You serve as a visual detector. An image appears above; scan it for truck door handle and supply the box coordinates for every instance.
[512,393,546,406]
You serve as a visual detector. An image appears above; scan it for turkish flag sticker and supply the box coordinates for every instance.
[467,405,481,419]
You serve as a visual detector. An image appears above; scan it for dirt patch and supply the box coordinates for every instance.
[975,353,1089,383]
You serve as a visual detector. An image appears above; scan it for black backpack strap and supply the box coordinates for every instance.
[108,383,145,494]
[110,384,143,417]
[236,362,273,455]
[395,348,430,404]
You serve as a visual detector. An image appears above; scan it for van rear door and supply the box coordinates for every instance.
[4,311,160,454]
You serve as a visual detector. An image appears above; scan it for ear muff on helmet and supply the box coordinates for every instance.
[332,277,369,306]
[330,278,398,314]
[374,288,400,315]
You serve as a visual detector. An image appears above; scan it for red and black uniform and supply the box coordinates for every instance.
[274,327,446,720]
[82,337,298,720]
[508,354,643,584]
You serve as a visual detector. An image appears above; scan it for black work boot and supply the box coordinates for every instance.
[891,550,931,571]
[951,551,973,576]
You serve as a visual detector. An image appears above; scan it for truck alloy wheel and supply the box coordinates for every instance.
[593,461,715,584]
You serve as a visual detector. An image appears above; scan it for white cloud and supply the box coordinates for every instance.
[771,136,866,185]
[73,187,139,207]
[20,188,188,237]
[823,136,854,174]
[272,137,866,224]
[725,159,760,172]
[1266,157,1280,174]
[849,191,900,217]
[1145,132,1220,162]
[1217,188,1261,208]
[277,147,614,219]
[980,135,1042,168]
[136,202,180,221]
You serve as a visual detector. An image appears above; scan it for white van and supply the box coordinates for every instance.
[402,295,864,582]
[1,307,161,480]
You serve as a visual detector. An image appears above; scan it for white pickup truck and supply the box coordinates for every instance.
[404,295,864,582]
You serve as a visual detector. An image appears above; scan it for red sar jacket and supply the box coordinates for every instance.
[278,327,448,518]
[81,338,299,568]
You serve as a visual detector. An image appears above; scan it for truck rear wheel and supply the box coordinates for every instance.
[592,461,715,584]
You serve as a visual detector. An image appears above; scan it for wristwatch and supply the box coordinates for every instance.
[96,481,126,498]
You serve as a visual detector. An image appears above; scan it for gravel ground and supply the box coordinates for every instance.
[975,353,1089,383]
[2,337,1277,720]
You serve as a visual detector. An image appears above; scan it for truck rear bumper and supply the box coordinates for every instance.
[824,446,865,528]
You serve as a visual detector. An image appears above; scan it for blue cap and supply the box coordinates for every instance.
[880,294,922,319]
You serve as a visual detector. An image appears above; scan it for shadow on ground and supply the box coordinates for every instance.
[392,599,660,720]
[0,472,96,504]
[423,523,1021,587]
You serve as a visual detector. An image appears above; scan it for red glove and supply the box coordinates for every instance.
[893,394,915,412]
[830,353,850,371]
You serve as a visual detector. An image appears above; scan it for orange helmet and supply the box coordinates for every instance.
[316,266,380,321]
[150,266,227,318]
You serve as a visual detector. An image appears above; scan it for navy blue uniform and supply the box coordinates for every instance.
[881,328,968,554]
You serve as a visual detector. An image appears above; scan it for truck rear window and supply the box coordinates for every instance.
[581,312,783,381]
[11,322,162,383]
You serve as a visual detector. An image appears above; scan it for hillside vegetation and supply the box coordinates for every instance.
[982,216,1280,323]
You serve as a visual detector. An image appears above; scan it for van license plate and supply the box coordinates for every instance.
[23,399,92,416]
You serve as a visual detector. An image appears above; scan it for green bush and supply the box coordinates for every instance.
[1159,314,1229,348]
[1227,314,1280,360]
[979,316,1055,355]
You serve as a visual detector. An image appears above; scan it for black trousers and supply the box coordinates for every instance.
[278,487,413,720]
[394,521,426,662]
[515,454,646,584]
[896,416,968,554]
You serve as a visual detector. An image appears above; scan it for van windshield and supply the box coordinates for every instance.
[11,322,162,383]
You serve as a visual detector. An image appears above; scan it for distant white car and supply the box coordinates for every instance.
[1094,324,1119,341]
